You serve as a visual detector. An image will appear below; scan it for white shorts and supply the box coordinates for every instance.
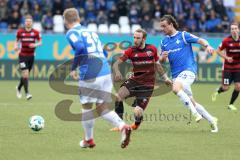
[78,74,113,104]
[173,70,196,96]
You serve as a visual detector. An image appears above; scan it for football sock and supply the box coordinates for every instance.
[18,77,24,91]
[217,87,225,94]
[134,115,143,125]
[23,78,29,94]
[230,90,239,105]
[115,101,124,119]
[195,103,214,123]
[82,109,95,141]
[177,90,198,115]
[101,110,125,129]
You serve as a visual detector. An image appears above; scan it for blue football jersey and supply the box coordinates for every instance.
[161,31,199,78]
[66,24,110,80]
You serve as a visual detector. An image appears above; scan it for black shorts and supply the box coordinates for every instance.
[19,56,34,71]
[121,79,154,110]
[222,71,240,85]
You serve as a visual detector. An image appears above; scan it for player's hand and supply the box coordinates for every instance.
[206,45,214,55]
[29,43,36,48]
[70,70,79,80]
[161,51,169,62]
[14,46,20,52]
[164,79,173,86]
[114,71,123,81]
[226,56,233,63]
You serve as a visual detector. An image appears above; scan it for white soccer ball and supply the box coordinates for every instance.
[29,115,45,131]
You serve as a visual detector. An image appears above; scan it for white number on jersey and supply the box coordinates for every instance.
[82,32,104,57]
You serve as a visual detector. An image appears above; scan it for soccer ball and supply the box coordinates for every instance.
[29,115,45,131]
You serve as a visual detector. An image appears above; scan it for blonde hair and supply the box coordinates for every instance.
[25,14,33,20]
[134,28,147,39]
[63,8,80,24]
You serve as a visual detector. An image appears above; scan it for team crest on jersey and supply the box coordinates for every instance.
[176,39,180,44]
[146,51,152,56]
[22,33,25,36]
[30,32,35,36]
[230,43,234,46]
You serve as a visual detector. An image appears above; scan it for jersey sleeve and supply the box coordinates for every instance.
[160,40,166,55]
[36,31,41,41]
[119,48,131,62]
[66,31,85,71]
[153,46,159,61]
[182,31,199,43]
[16,30,21,41]
[218,38,227,51]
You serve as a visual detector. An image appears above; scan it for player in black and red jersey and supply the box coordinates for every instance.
[212,22,240,110]
[111,28,171,131]
[14,14,42,100]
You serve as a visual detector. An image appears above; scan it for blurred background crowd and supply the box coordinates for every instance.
[0,0,236,34]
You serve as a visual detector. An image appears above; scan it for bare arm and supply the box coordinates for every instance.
[155,61,172,86]
[29,39,42,48]
[159,51,168,63]
[113,59,124,81]
[215,48,233,63]
[197,38,214,54]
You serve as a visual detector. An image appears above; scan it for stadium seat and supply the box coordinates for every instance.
[131,24,141,33]
[109,24,120,34]
[98,24,109,34]
[120,24,131,34]
[53,15,64,33]
[119,16,129,26]
[32,22,43,32]
[87,23,98,32]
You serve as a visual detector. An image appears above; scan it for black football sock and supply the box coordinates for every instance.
[134,115,143,126]
[115,101,124,119]
[217,86,225,94]
[18,77,24,91]
[23,78,29,94]
[229,90,239,105]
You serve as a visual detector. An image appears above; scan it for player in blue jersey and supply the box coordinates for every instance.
[63,8,131,148]
[159,15,218,133]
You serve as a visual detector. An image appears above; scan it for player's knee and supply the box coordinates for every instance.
[172,87,181,94]
[234,84,240,91]
[172,83,182,94]
[222,85,229,91]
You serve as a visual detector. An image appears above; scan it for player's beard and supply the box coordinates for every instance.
[135,40,143,48]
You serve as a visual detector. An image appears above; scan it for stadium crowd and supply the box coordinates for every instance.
[0,0,236,34]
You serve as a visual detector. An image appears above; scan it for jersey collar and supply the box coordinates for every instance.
[73,23,81,29]
[169,31,179,37]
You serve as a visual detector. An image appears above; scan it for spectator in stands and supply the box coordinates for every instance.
[0,0,8,23]
[198,14,207,32]
[96,10,108,25]
[108,5,119,24]
[129,4,139,25]
[42,10,53,32]
[52,0,64,15]
[117,0,128,16]
[205,10,222,32]
[141,15,153,33]
[96,0,107,11]
[214,0,227,19]
[8,11,21,31]
[32,3,42,22]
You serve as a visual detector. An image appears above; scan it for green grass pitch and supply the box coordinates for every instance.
[0,81,240,160]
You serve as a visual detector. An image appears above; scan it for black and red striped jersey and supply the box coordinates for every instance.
[219,35,240,72]
[119,44,159,86]
[16,28,41,56]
